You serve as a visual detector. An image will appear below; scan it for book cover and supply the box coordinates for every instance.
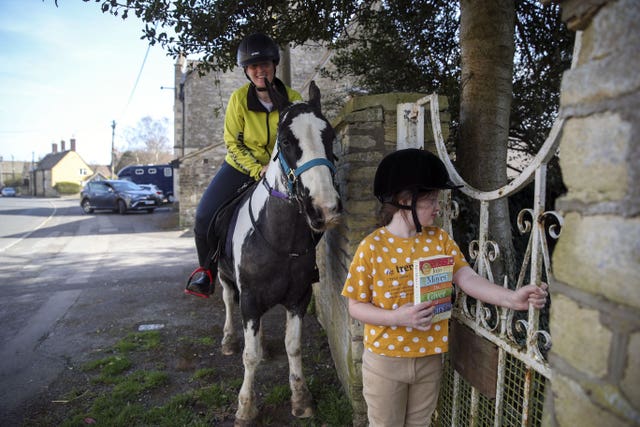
[413,255,455,323]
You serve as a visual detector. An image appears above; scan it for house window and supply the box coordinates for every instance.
[135,169,144,175]
[163,167,173,177]
[148,168,157,175]
[79,168,88,175]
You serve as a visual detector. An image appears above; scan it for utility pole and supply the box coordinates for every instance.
[110,120,116,178]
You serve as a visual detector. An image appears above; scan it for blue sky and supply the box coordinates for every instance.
[0,0,176,165]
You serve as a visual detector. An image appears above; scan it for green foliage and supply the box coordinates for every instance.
[263,384,291,405]
[192,367,217,380]
[92,0,572,163]
[54,181,81,194]
[82,355,133,383]
[91,0,362,73]
[114,331,162,353]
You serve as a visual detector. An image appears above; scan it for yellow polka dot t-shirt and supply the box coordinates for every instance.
[341,226,469,358]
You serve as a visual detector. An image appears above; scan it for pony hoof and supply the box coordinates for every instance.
[292,406,314,418]
[292,394,314,419]
[233,419,254,427]
[221,337,238,355]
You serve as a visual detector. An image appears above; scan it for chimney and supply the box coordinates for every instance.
[70,138,76,151]
[61,140,66,151]
[52,143,58,153]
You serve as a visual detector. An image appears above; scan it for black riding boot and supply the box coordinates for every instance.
[185,234,217,297]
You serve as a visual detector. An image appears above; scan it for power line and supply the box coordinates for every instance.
[120,41,153,119]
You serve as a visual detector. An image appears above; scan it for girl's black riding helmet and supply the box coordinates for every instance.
[374,148,461,231]
[237,33,280,67]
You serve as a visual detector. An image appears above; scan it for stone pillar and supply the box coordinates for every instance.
[549,0,640,425]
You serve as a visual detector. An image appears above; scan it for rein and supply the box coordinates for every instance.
[247,189,314,258]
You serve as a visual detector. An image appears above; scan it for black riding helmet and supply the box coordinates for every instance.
[374,148,461,232]
[237,33,280,67]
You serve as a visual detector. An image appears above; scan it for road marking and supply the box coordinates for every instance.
[0,199,57,252]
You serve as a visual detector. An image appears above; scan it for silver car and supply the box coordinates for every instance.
[80,180,158,214]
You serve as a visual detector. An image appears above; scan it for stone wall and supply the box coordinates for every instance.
[177,142,227,228]
[548,0,640,425]
[315,93,449,426]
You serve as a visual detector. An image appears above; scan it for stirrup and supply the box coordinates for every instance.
[184,267,214,298]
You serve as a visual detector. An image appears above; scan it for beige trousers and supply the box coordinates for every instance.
[362,350,443,427]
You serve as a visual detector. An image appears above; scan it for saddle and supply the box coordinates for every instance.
[205,180,257,267]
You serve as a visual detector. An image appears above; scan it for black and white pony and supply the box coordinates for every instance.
[216,81,342,425]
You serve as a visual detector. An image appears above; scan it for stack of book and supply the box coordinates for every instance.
[413,255,454,323]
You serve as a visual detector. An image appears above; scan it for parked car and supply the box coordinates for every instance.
[138,184,165,204]
[80,180,158,214]
[1,187,16,197]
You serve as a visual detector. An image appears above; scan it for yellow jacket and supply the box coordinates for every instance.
[224,79,302,180]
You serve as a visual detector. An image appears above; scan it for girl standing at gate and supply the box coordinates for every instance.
[341,148,548,426]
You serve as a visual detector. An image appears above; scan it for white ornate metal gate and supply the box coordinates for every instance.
[397,94,563,426]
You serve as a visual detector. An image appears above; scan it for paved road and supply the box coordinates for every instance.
[0,197,196,422]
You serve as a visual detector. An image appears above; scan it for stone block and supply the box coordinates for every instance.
[550,294,612,377]
[621,331,640,409]
[345,107,384,124]
[342,150,384,164]
[560,0,640,106]
[346,165,378,184]
[559,114,631,202]
[345,133,380,151]
[561,52,640,106]
[553,213,640,308]
[553,373,630,427]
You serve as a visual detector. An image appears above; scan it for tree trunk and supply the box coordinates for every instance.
[457,0,517,283]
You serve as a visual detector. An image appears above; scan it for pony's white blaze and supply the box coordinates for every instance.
[289,113,340,222]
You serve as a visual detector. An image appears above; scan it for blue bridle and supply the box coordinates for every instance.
[268,149,336,198]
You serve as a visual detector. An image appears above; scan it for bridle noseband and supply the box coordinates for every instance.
[277,149,336,196]
[262,145,337,201]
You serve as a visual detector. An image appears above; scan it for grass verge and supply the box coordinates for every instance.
[21,325,352,426]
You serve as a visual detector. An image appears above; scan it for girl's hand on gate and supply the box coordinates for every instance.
[396,302,435,331]
[509,283,548,310]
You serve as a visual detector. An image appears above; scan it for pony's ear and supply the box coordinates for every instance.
[308,81,321,113]
[265,79,290,112]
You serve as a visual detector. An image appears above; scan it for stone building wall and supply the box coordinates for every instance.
[548,0,640,425]
[177,141,227,228]
[315,93,450,426]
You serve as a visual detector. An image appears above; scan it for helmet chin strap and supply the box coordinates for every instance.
[410,192,422,233]
[391,191,423,233]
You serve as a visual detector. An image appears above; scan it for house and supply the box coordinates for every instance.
[86,164,112,183]
[33,138,93,197]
